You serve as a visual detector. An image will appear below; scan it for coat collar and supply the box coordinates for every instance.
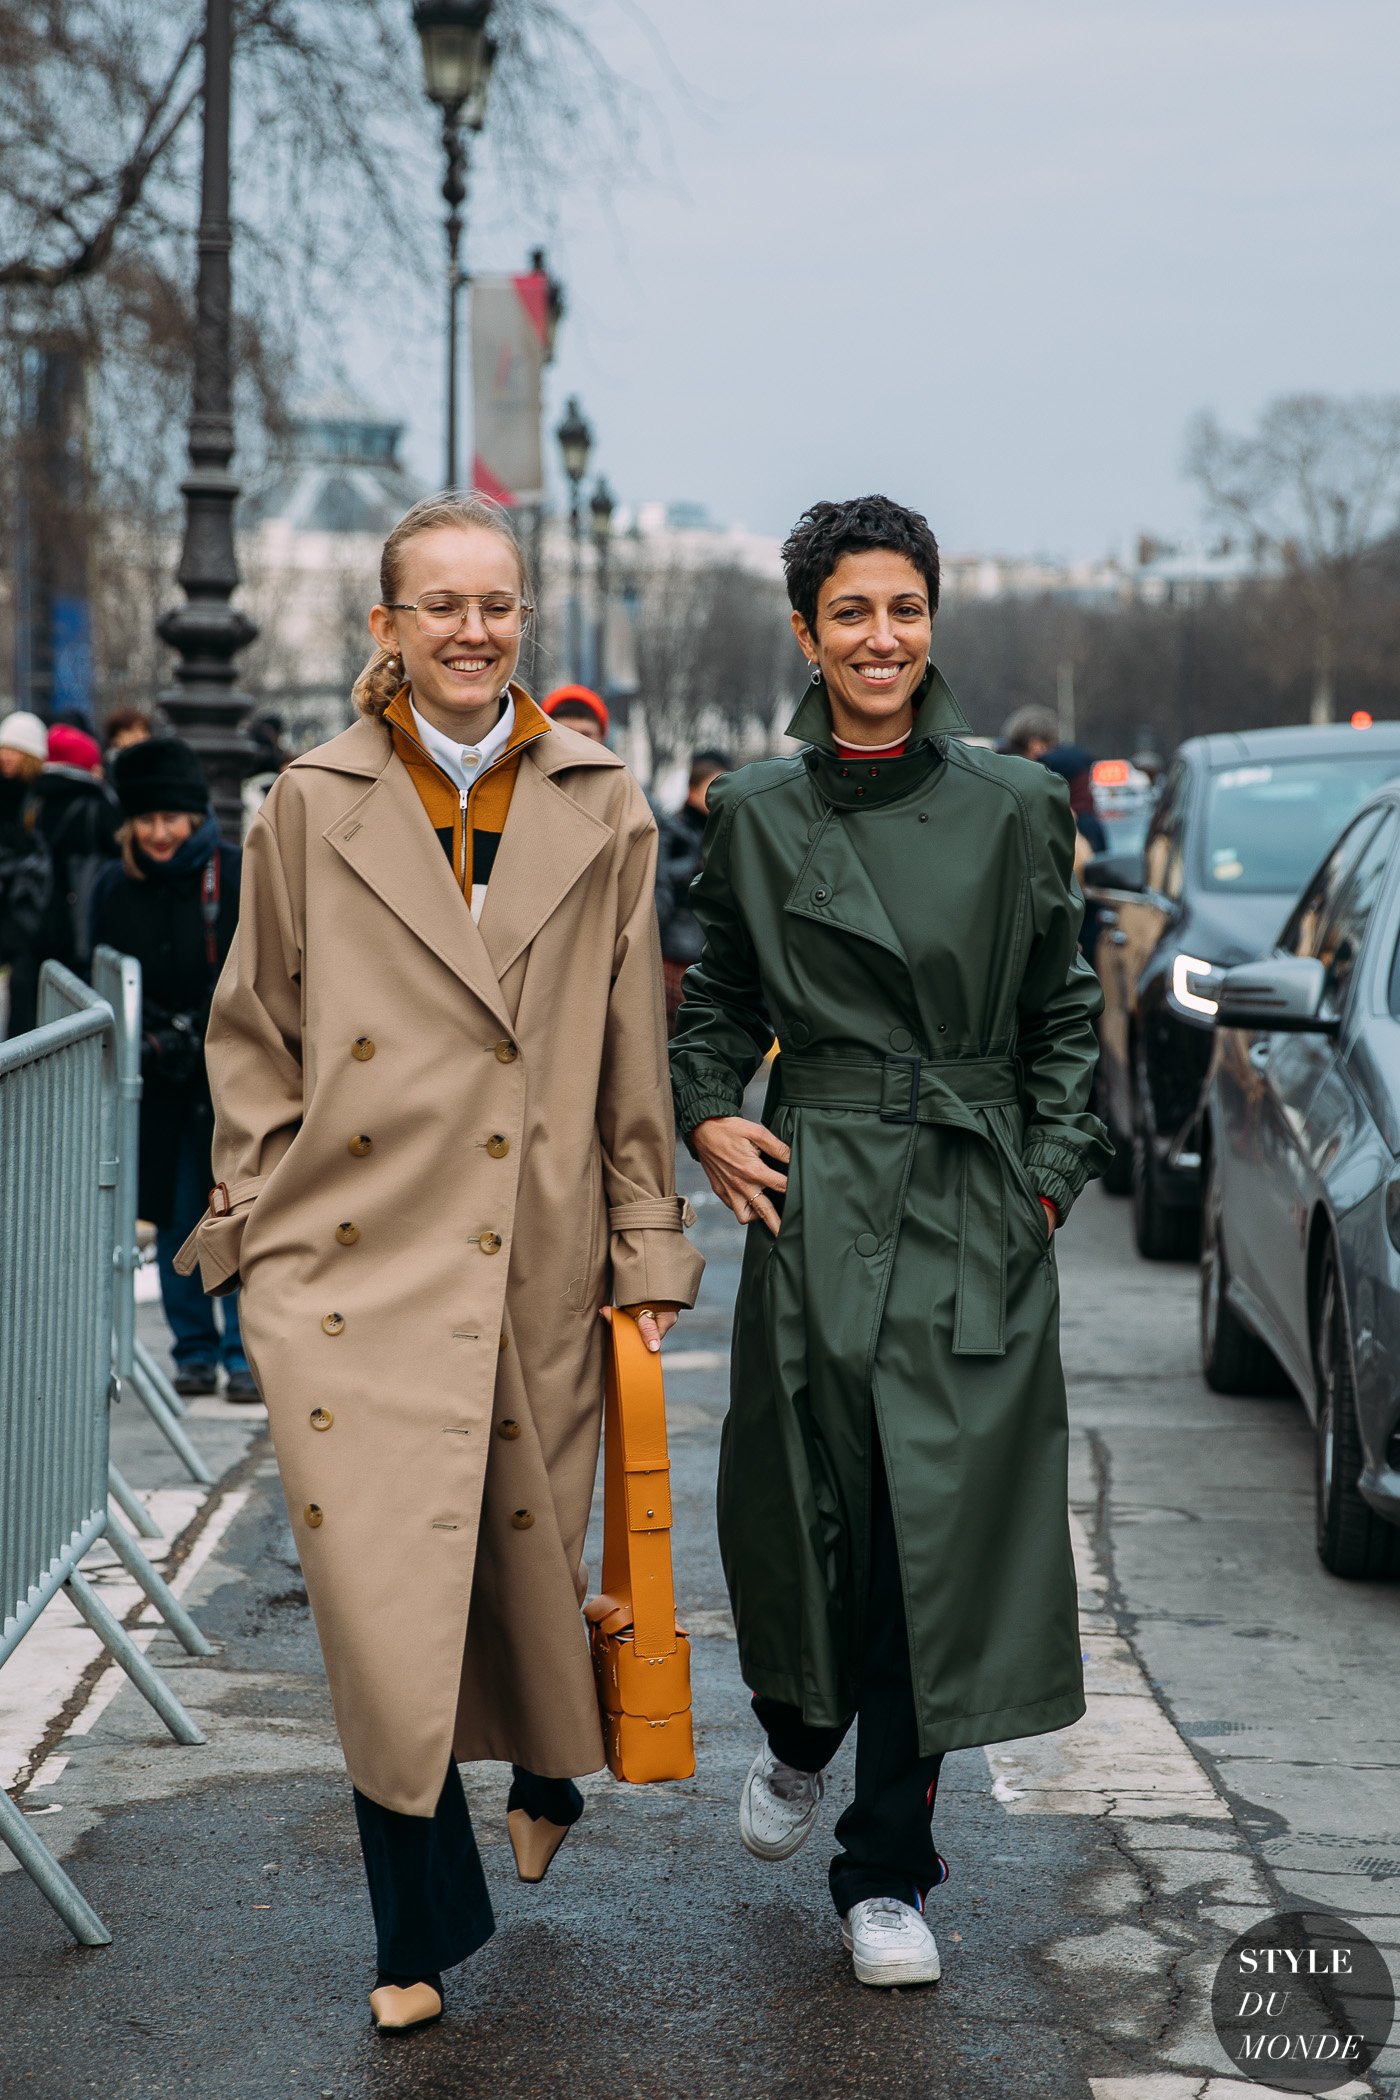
[784,662,970,751]
[313,686,619,1027]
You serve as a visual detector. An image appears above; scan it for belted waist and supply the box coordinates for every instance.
[777,1053,1026,1359]
[778,1053,1018,1125]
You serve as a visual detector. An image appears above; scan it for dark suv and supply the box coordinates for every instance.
[1090,723,1400,1257]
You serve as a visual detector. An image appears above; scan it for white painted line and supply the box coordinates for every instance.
[1090,2080,1373,2099]
[29,1754,69,1789]
[662,1349,728,1372]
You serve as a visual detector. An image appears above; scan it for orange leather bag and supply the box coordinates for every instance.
[584,1311,695,1783]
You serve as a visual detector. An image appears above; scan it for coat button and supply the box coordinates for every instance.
[494,1040,519,1063]
[305,1504,324,1528]
[321,1312,345,1336]
[855,1233,879,1257]
[478,1231,503,1255]
[499,1333,509,1351]
[348,1134,372,1157]
[510,1508,535,1529]
[889,1028,914,1052]
[335,1222,359,1245]
[310,1407,333,1431]
[498,1418,521,1440]
[351,1036,375,1061]
[812,887,831,904]
[486,1134,509,1158]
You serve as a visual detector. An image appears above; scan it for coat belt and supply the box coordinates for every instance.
[776,1053,1023,1358]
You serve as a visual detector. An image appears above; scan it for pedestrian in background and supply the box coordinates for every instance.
[91,738,253,1400]
[0,711,52,1038]
[177,493,701,2035]
[656,748,731,1035]
[104,707,155,759]
[6,719,118,1033]
[541,683,609,744]
[997,702,1059,760]
[1041,742,1108,962]
[671,493,1109,1992]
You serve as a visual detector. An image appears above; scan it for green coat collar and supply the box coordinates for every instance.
[785,662,970,751]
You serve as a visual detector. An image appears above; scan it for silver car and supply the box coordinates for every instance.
[1201,782,1400,1578]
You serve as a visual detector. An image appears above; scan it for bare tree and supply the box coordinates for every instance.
[1185,394,1400,722]
[632,554,797,778]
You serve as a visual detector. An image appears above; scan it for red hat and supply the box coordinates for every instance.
[541,684,609,737]
[47,724,103,775]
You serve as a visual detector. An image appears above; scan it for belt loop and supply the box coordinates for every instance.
[879,1052,922,1124]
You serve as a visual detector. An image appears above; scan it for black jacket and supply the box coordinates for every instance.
[0,777,51,992]
[655,799,709,966]
[28,765,120,974]
[90,816,242,1225]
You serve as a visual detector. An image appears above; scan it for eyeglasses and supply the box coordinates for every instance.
[385,593,534,639]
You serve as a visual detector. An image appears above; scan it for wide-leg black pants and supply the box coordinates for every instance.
[752,1440,945,1916]
[352,1764,584,1983]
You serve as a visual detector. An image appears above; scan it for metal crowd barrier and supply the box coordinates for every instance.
[92,946,214,1495]
[0,964,208,1946]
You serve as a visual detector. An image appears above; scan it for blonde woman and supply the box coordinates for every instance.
[179,493,703,2031]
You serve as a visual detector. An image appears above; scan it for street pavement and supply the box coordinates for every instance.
[1,1140,1398,2100]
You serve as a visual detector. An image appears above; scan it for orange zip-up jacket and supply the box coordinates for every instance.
[384,684,552,919]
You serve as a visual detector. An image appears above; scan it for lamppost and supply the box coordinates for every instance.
[589,475,615,707]
[555,395,592,681]
[156,0,258,843]
[413,1,496,488]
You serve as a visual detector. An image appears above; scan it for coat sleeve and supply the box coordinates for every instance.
[597,794,705,1312]
[668,782,775,1137]
[1015,771,1113,1220]
[172,799,304,1294]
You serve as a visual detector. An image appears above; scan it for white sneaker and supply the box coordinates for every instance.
[738,1746,825,1860]
[841,1897,941,1987]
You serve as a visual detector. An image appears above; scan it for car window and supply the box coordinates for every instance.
[1279,811,1384,960]
[1143,764,1187,900]
[1316,811,1398,1020]
[1200,753,1400,893]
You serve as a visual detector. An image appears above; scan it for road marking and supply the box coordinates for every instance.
[662,1349,728,1372]
[1090,2080,1372,2098]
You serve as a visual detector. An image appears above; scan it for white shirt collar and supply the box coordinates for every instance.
[409,693,516,795]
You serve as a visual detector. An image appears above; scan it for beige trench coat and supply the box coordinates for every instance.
[177,705,704,1815]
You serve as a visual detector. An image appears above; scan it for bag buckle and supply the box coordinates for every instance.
[208,1181,232,1218]
[880,1053,922,1125]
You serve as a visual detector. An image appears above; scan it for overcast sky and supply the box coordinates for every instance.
[349,0,1399,559]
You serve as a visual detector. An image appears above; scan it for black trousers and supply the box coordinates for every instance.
[753,1442,945,1916]
[353,1764,582,1983]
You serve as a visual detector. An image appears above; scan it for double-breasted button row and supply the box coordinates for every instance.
[486,1134,510,1158]
[494,1040,519,1064]
[510,1508,535,1530]
[305,1503,324,1528]
[310,1407,333,1431]
[497,1418,521,1441]
[351,1036,375,1061]
[322,1312,345,1336]
[478,1231,503,1255]
[348,1133,372,1157]
[335,1221,359,1245]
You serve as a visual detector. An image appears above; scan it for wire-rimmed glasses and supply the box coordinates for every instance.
[384,592,534,639]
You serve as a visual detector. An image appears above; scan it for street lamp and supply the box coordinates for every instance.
[156,0,258,843]
[589,475,615,703]
[555,396,592,681]
[413,1,496,488]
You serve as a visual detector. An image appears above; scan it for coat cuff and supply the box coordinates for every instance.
[1022,1140,1090,1223]
[611,1225,705,1311]
[673,1083,744,1151]
[172,1177,264,1295]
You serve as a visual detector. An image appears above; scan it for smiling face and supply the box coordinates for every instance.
[368,523,525,740]
[133,810,198,862]
[791,549,934,745]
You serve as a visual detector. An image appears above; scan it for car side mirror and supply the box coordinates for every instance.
[1084,850,1144,893]
[1213,955,1338,1034]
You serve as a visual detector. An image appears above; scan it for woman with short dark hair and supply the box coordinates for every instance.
[671,492,1110,1990]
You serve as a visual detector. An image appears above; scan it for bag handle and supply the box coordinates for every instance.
[588,1311,680,1661]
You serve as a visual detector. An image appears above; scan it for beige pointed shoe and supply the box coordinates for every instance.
[507,1807,573,1884]
[369,1980,443,2031]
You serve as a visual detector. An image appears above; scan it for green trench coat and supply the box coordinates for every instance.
[669,669,1112,1755]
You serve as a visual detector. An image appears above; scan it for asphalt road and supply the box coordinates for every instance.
[2,1144,1397,2100]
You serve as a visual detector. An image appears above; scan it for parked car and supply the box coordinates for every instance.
[1200,784,1400,1577]
[1091,757,1154,856]
[1087,723,1400,1254]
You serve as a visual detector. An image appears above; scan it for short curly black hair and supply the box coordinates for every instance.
[781,494,941,632]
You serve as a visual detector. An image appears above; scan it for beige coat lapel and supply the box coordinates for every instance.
[478,745,613,980]
[323,754,513,1035]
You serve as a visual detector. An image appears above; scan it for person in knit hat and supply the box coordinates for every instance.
[3,712,118,1032]
[0,715,52,1038]
[541,684,609,744]
[91,737,252,1399]
[0,709,49,781]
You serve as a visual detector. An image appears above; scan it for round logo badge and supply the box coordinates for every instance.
[1211,1910,1393,2090]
